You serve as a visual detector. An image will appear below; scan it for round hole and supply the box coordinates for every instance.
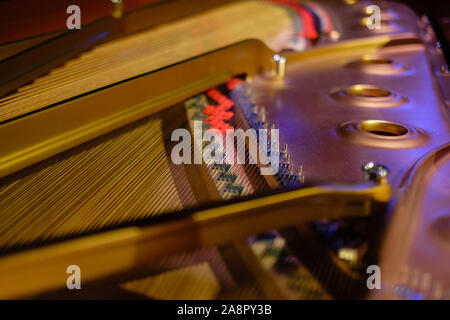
[359,120,409,136]
[360,57,394,65]
[330,84,408,107]
[348,85,392,98]
[346,56,408,75]
[335,120,428,148]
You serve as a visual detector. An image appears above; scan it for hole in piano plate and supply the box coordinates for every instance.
[361,58,393,65]
[330,84,408,107]
[349,85,392,98]
[359,120,409,137]
[335,120,429,149]
[346,56,409,75]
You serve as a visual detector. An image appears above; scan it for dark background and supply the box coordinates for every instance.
[0,0,448,61]
[392,0,450,61]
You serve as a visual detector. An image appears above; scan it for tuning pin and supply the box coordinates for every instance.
[272,54,287,79]
[329,30,341,41]
[111,0,123,19]
[288,164,294,174]
[256,106,265,122]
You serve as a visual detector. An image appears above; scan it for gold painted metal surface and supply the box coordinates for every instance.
[0,108,191,250]
[248,36,450,187]
[0,181,390,298]
[0,0,294,122]
[240,5,450,299]
[0,40,274,178]
[0,0,447,300]
[370,144,450,299]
